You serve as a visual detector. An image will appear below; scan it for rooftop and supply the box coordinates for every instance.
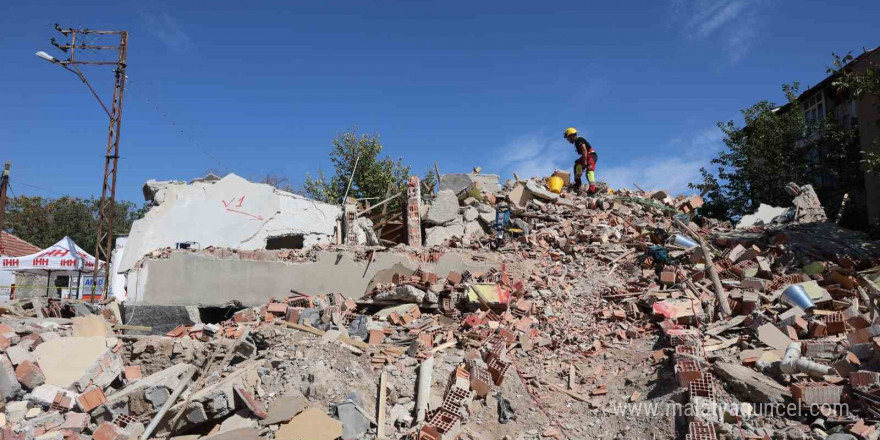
[0,231,41,257]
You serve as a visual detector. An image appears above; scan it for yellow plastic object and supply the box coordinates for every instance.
[547,176,564,194]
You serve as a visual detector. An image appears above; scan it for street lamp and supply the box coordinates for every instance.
[35,51,59,63]
[36,26,129,302]
[36,48,111,117]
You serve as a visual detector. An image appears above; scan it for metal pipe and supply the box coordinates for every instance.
[675,218,731,318]
[780,342,833,378]
[415,356,434,424]
[140,365,197,440]
[341,153,361,204]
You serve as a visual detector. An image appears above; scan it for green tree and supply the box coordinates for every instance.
[828,52,880,174]
[3,196,145,249]
[690,84,808,220]
[256,173,294,192]
[304,129,413,204]
[691,82,861,221]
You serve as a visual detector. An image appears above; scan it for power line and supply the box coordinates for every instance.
[13,182,67,197]
[124,79,231,172]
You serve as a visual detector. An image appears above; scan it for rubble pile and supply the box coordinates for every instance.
[2,174,880,440]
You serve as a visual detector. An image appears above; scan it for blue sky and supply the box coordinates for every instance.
[1,0,878,203]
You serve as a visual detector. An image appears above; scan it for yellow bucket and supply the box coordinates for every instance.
[547,176,564,194]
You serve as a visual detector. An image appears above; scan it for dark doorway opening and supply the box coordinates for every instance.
[266,234,305,250]
[198,306,245,324]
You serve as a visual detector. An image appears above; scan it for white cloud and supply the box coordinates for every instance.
[496,134,571,180]
[142,12,194,53]
[603,156,708,194]
[604,127,725,194]
[669,0,764,63]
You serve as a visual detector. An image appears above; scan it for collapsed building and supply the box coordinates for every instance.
[117,174,501,330]
[4,170,880,440]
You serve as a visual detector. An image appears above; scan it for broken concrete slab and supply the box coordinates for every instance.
[104,362,194,411]
[425,222,465,247]
[374,285,427,303]
[260,392,307,426]
[120,174,342,275]
[155,361,262,435]
[332,393,370,440]
[736,204,789,229]
[525,180,559,201]
[215,412,259,435]
[425,190,461,226]
[32,336,113,389]
[0,355,21,400]
[713,362,790,404]
[756,323,793,353]
[275,407,343,440]
[126,247,499,306]
[6,345,34,366]
[439,173,501,195]
[71,315,112,338]
[204,427,261,440]
[463,206,479,222]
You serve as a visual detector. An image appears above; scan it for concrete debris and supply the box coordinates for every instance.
[2,175,880,440]
[331,392,370,439]
[424,221,465,247]
[259,392,307,425]
[424,190,460,226]
[120,174,341,274]
[736,204,788,229]
[438,173,502,195]
[275,407,343,440]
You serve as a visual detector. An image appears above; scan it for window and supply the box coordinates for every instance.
[851,100,859,129]
[266,234,304,250]
[803,92,825,126]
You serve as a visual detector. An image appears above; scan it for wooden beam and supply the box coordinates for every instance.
[377,372,388,439]
[275,320,369,351]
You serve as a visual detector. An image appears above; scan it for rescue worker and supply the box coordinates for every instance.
[564,127,598,194]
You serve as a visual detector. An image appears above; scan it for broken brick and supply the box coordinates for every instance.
[76,387,106,412]
[123,365,142,382]
[92,422,127,440]
[15,360,45,389]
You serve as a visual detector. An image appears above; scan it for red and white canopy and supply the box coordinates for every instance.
[0,236,105,273]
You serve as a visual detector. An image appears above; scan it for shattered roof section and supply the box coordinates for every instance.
[120,174,341,273]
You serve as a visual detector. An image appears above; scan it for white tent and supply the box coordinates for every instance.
[0,236,106,299]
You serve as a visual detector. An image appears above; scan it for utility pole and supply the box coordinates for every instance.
[37,25,128,302]
[0,162,9,255]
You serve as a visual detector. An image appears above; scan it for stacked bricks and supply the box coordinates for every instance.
[669,331,702,348]
[851,371,880,389]
[420,360,475,440]
[675,344,705,360]
[688,373,718,400]
[675,359,703,388]
[823,312,846,334]
[344,203,357,245]
[790,382,842,405]
[486,353,511,386]
[406,176,422,248]
[468,364,492,397]
[731,260,758,279]
[767,274,807,292]
[685,422,717,440]
[803,340,839,359]
[739,290,759,315]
